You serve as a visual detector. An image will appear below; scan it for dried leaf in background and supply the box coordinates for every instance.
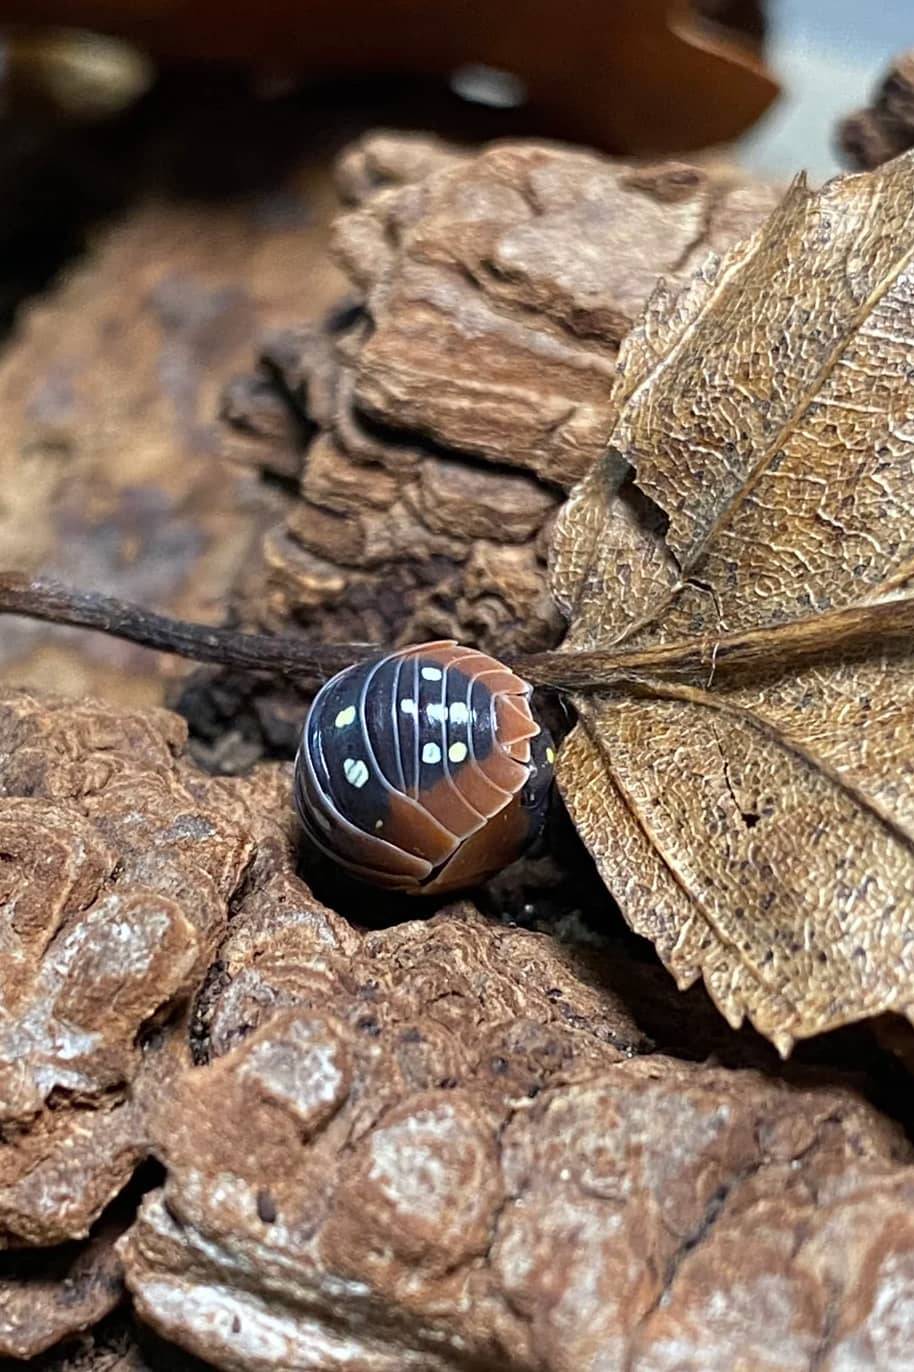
[553,150,914,1053]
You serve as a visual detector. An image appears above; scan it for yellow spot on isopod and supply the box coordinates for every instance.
[334,706,356,728]
[343,758,369,788]
[546,747,555,764]
[448,741,468,763]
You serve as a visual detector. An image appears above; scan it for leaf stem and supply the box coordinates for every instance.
[516,595,914,688]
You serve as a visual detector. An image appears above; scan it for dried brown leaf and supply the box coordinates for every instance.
[552,151,914,1054]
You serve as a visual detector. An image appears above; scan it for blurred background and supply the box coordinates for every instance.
[739,0,914,177]
[0,0,908,344]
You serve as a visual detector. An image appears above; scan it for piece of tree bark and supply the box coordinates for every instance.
[2,689,913,1367]
[0,1215,126,1360]
[193,136,778,767]
[332,139,781,488]
[0,1309,214,1371]
[222,136,780,672]
[121,873,914,1371]
[0,688,268,1361]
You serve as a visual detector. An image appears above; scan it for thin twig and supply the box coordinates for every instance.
[0,573,374,685]
[2,572,913,695]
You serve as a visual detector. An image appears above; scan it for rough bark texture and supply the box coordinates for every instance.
[0,1309,213,1371]
[218,136,779,733]
[0,1218,125,1360]
[0,691,265,1352]
[124,1038,914,1372]
[119,839,914,1372]
[3,691,914,1369]
[838,51,914,169]
[332,139,779,488]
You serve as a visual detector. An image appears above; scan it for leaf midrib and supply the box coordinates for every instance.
[612,172,914,650]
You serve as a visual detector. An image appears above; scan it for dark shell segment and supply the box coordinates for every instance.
[294,640,553,892]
